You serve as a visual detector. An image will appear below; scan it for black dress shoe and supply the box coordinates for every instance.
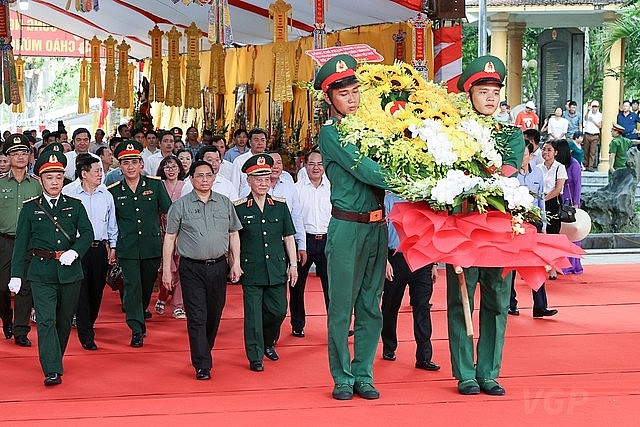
[195,368,211,380]
[82,341,98,351]
[332,384,353,400]
[533,308,558,318]
[264,346,279,361]
[508,308,519,316]
[292,329,305,338]
[458,379,480,395]
[354,382,380,399]
[479,378,505,396]
[249,361,264,372]
[130,333,144,348]
[382,351,396,361]
[144,310,152,319]
[15,335,31,347]
[3,324,12,339]
[415,360,440,371]
[44,372,62,386]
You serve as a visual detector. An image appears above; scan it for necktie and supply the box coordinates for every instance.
[50,198,57,209]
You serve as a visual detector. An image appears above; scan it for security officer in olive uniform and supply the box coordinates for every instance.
[234,154,298,372]
[446,55,524,396]
[0,134,42,345]
[108,141,172,347]
[315,54,392,400]
[10,150,93,386]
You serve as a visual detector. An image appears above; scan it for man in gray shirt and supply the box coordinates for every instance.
[162,160,242,380]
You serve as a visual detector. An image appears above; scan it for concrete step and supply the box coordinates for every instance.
[580,170,640,202]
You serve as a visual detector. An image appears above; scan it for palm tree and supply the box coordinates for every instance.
[603,2,640,95]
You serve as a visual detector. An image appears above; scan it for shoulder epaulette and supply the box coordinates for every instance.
[146,175,161,180]
[107,181,121,189]
[323,118,335,126]
[233,197,248,206]
[23,196,39,204]
[62,194,81,203]
[271,196,286,203]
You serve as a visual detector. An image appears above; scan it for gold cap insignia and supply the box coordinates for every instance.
[52,145,60,151]
[13,136,22,144]
[127,144,134,150]
[484,61,496,73]
[257,156,266,165]
[335,60,347,73]
[48,155,57,163]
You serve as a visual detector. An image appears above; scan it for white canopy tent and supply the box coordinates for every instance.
[19,0,422,59]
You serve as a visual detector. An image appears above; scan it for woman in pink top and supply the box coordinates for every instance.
[155,155,187,319]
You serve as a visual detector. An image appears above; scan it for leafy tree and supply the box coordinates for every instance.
[603,2,640,99]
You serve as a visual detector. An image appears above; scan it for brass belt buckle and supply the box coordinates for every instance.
[369,209,383,222]
[314,234,324,240]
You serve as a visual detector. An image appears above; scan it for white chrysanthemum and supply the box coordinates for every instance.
[431,169,483,205]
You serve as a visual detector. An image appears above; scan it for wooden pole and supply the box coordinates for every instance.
[455,265,474,337]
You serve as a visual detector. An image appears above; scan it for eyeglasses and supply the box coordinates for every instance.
[192,173,214,180]
[163,164,179,170]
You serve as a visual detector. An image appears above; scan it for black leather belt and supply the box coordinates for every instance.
[331,207,384,223]
[90,240,108,248]
[307,233,327,240]
[0,232,16,240]
[182,255,226,265]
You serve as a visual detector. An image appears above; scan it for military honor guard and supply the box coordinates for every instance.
[163,160,242,380]
[10,149,93,386]
[315,55,392,400]
[62,153,118,350]
[0,134,42,345]
[108,141,172,347]
[234,154,298,372]
[446,55,524,396]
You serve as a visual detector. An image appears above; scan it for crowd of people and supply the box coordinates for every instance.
[1,52,638,400]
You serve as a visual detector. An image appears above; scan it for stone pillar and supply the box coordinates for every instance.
[600,13,625,172]
[489,14,508,100]
[507,22,526,106]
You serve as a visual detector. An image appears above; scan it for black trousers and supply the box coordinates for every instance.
[381,250,435,363]
[179,258,227,371]
[0,234,33,336]
[510,272,548,311]
[289,234,329,331]
[76,243,109,345]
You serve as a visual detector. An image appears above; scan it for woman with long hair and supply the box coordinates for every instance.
[176,148,192,177]
[555,139,584,274]
[154,155,187,319]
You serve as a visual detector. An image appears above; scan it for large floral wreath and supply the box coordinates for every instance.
[337,61,540,224]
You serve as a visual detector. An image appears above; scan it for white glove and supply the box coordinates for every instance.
[8,278,21,294]
[59,250,79,266]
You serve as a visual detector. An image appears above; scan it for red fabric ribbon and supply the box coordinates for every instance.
[389,202,585,290]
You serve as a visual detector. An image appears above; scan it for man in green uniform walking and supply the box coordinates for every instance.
[234,154,298,372]
[447,55,524,396]
[315,54,391,400]
[108,141,172,347]
[0,134,42,345]
[10,150,93,386]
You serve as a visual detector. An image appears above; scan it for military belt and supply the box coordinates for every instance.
[331,207,385,224]
[32,249,66,260]
[0,232,16,240]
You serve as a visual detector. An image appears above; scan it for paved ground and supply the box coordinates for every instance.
[583,248,639,264]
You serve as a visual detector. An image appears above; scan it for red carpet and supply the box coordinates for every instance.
[1,264,639,426]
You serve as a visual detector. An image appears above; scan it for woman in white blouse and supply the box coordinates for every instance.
[537,140,567,280]
[544,107,569,140]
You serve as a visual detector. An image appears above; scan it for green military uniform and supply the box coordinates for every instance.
[11,151,93,379]
[0,135,42,342]
[234,154,296,365]
[109,141,172,340]
[609,132,634,171]
[448,55,524,395]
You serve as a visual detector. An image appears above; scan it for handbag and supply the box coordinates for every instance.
[555,166,576,223]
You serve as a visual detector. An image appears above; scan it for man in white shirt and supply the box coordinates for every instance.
[583,100,603,171]
[289,150,331,338]
[89,129,107,154]
[231,128,268,193]
[141,130,159,161]
[181,146,238,201]
[212,135,234,181]
[144,131,174,176]
[64,128,103,182]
